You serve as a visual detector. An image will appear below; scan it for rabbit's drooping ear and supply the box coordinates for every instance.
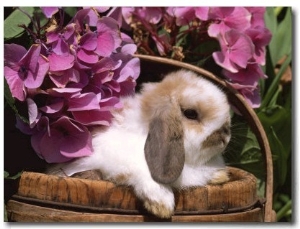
[144,106,185,184]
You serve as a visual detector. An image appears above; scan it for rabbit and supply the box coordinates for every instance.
[46,69,231,218]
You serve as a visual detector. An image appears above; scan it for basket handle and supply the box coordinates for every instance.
[135,54,275,222]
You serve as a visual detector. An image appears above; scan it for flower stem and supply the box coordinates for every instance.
[17,7,39,33]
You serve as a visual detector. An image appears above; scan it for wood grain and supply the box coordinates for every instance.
[7,200,264,222]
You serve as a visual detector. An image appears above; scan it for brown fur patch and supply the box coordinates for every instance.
[72,170,103,180]
[140,71,226,131]
[209,169,230,184]
[140,71,195,122]
[202,121,231,148]
[112,174,130,184]
[144,199,173,218]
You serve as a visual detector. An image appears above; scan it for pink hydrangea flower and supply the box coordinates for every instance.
[245,27,272,65]
[76,32,98,64]
[166,7,209,25]
[4,7,140,163]
[212,29,254,73]
[229,83,261,108]
[246,7,267,28]
[48,52,75,72]
[223,63,267,92]
[208,7,251,37]
[41,7,60,18]
[31,116,93,163]
[95,17,122,57]
[74,7,110,28]
[195,7,209,21]
[46,23,76,55]
[132,7,163,24]
[166,7,196,26]
[4,44,49,101]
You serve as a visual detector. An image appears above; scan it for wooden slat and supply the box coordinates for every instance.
[7,200,264,222]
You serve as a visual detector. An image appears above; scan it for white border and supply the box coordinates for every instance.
[2,1,298,228]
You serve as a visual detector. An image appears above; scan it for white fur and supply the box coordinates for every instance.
[47,70,231,218]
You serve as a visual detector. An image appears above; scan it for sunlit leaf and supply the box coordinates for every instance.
[4,171,23,180]
[4,7,35,40]
[266,8,292,65]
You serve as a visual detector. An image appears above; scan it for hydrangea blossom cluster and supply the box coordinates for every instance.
[4,7,140,163]
[109,7,272,108]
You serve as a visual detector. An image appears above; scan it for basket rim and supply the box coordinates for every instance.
[12,167,260,216]
[135,54,274,222]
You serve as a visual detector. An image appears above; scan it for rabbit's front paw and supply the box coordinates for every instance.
[135,181,175,218]
[144,199,174,218]
[209,169,230,185]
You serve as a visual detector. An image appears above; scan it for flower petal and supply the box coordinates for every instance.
[4,66,26,101]
[27,98,39,127]
[40,100,64,114]
[4,44,27,66]
[51,117,93,158]
[41,7,59,18]
[36,117,93,163]
[80,32,97,51]
[96,17,122,57]
[212,51,238,73]
[195,7,209,20]
[77,49,99,64]
[24,55,49,89]
[226,31,254,69]
[72,109,113,126]
[49,53,75,71]
[68,93,100,111]
[167,7,195,26]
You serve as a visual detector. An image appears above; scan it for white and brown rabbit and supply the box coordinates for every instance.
[47,70,231,218]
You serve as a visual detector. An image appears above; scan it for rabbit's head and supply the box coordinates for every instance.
[141,70,231,184]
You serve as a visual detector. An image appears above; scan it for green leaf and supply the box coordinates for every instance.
[267,7,292,65]
[260,53,291,108]
[258,105,291,157]
[63,7,78,18]
[276,199,292,221]
[4,79,29,124]
[269,127,287,186]
[264,7,277,40]
[4,171,23,180]
[4,171,10,179]
[258,105,291,189]
[4,78,15,107]
[4,41,31,121]
[225,115,264,179]
[4,7,35,40]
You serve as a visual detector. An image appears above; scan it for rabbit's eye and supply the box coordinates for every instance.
[183,109,198,120]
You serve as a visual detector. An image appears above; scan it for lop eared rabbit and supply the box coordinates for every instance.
[47,70,231,218]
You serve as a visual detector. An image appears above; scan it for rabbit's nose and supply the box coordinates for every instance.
[221,124,231,136]
[202,122,231,149]
[220,123,231,146]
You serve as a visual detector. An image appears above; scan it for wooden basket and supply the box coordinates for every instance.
[6,55,276,222]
